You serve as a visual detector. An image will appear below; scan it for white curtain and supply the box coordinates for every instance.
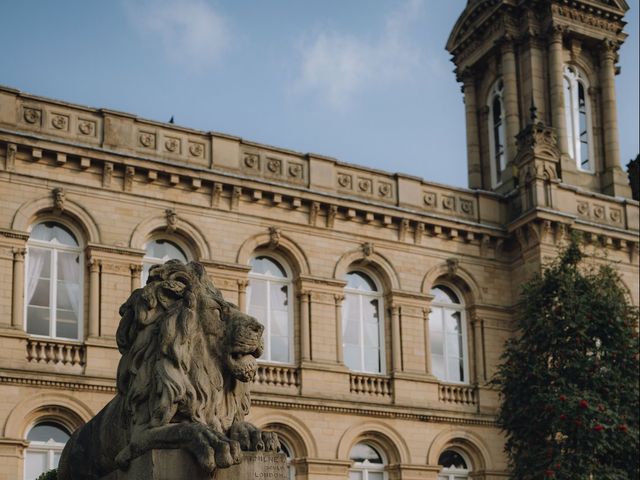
[58,252,81,319]
[26,248,47,305]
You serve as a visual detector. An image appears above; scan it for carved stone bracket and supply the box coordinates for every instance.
[165,208,178,233]
[268,226,281,249]
[52,187,66,215]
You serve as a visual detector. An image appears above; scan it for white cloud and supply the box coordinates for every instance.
[125,0,229,70]
[294,0,425,109]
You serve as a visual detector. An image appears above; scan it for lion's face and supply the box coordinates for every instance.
[199,282,264,383]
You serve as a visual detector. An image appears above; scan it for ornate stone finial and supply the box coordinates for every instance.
[165,208,178,233]
[52,187,65,215]
[446,258,459,278]
[268,226,281,248]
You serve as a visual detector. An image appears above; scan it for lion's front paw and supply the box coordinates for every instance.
[228,421,280,452]
[186,425,241,473]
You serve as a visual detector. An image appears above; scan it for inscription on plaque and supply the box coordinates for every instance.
[215,451,288,480]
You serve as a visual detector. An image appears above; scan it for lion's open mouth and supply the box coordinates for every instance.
[227,343,263,382]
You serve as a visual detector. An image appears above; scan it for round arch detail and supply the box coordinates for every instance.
[4,392,94,438]
[333,248,400,291]
[12,196,101,244]
[251,412,317,458]
[421,261,482,305]
[129,214,211,261]
[336,421,410,465]
[427,429,493,472]
[236,232,310,277]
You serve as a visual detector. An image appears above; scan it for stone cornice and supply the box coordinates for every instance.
[0,373,497,427]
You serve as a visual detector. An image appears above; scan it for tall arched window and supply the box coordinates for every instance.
[26,222,83,340]
[349,442,387,480]
[142,238,188,285]
[437,449,470,480]
[429,286,469,383]
[248,256,293,363]
[24,422,70,480]
[343,271,384,374]
[488,79,506,187]
[564,65,594,172]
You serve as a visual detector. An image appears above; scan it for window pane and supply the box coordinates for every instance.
[248,279,268,324]
[25,451,48,480]
[438,450,468,469]
[57,252,79,282]
[350,443,383,463]
[31,222,78,247]
[30,279,50,307]
[56,310,78,339]
[343,296,360,344]
[271,336,289,363]
[445,310,461,334]
[27,306,50,336]
[447,356,463,382]
[369,472,384,480]
[364,299,379,324]
[27,423,70,443]
[430,329,444,356]
[446,333,463,359]
[364,347,380,373]
[145,239,187,262]
[346,272,376,291]
[432,353,445,379]
[344,344,360,371]
[270,284,288,313]
[430,286,459,305]
[251,257,286,278]
[349,472,363,480]
[363,321,379,347]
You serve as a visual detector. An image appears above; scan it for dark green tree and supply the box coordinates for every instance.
[494,237,639,479]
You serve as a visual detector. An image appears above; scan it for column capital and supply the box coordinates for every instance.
[12,247,27,261]
[548,24,567,44]
[88,257,102,271]
[333,293,345,305]
[236,279,249,291]
[599,39,619,61]
[129,263,143,274]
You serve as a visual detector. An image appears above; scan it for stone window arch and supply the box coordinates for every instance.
[141,235,190,285]
[25,220,84,340]
[343,270,385,374]
[248,253,294,364]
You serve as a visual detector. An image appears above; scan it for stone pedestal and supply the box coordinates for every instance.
[101,449,288,480]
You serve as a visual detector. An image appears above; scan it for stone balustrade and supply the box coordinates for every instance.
[349,373,392,397]
[253,364,299,388]
[26,337,86,366]
[438,383,477,405]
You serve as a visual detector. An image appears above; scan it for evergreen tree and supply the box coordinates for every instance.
[494,237,639,479]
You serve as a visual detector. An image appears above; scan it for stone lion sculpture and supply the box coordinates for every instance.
[58,260,279,480]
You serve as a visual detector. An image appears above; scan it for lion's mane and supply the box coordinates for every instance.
[115,260,249,432]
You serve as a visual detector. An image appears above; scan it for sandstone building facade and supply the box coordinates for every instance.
[0,1,637,479]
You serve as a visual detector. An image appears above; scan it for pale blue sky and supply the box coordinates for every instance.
[1,0,638,188]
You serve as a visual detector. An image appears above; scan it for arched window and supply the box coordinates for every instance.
[142,238,188,285]
[437,449,470,480]
[349,442,386,480]
[563,65,594,172]
[279,438,296,480]
[24,422,70,480]
[488,79,506,187]
[343,271,384,374]
[248,256,293,363]
[429,286,469,383]
[26,222,83,340]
